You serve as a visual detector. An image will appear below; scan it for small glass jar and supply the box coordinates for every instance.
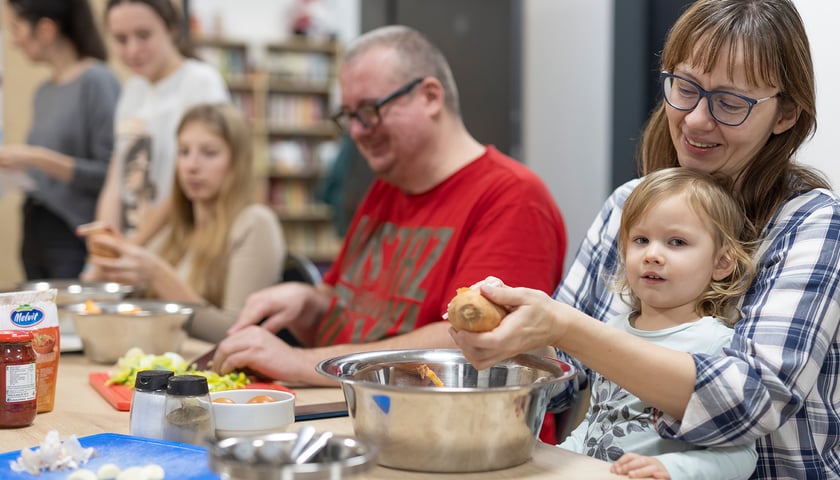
[162,375,214,445]
[130,369,174,439]
[0,330,37,428]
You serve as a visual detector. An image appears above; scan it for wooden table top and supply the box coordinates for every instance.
[1,338,635,479]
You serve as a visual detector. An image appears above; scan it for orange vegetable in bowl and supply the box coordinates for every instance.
[213,397,235,404]
[246,395,276,404]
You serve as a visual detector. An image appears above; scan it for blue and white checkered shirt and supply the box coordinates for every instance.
[554,177,840,479]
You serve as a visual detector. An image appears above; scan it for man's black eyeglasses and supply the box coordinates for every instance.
[332,77,424,131]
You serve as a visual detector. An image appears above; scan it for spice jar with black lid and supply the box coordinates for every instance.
[0,330,37,428]
[130,369,174,439]
[162,374,214,445]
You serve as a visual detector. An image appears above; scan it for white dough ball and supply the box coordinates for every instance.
[115,466,145,480]
[143,464,165,479]
[97,463,121,479]
[68,469,98,480]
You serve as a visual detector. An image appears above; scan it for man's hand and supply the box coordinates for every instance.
[211,325,321,384]
[611,452,671,479]
[228,283,326,341]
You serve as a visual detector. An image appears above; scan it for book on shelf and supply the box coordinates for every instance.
[268,139,338,175]
[265,94,326,128]
[196,44,249,82]
[264,50,332,86]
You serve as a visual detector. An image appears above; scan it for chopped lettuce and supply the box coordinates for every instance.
[106,347,250,391]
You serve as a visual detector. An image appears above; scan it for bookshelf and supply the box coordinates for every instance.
[195,36,343,263]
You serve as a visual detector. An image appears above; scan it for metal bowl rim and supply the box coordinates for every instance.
[211,432,377,474]
[64,299,196,316]
[316,348,576,393]
[17,280,134,294]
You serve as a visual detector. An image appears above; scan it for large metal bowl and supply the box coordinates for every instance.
[207,431,377,479]
[13,280,135,351]
[316,349,577,473]
[64,300,194,363]
[18,279,134,307]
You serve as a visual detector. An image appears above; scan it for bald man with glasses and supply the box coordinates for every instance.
[212,26,568,398]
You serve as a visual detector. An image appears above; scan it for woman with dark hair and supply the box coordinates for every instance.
[94,0,229,241]
[0,0,120,279]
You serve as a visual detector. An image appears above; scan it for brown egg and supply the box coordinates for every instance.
[213,397,236,404]
[247,395,276,404]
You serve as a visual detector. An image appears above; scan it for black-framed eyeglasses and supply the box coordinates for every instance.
[661,72,778,127]
[332,77,424,131]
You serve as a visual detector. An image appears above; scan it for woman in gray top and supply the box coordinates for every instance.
[0,0,120,279]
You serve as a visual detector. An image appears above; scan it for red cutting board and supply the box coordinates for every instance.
[88,372,295,411]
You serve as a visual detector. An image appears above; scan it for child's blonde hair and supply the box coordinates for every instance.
[157,103,255,307]
[615,168,755,325]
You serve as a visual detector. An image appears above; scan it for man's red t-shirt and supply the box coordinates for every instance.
[317,146,567,346]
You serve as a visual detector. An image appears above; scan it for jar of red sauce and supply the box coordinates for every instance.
[0,330,37,428]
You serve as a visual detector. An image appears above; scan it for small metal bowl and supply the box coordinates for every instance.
[64,300,194,363]
[317,349,577,473]
[207,432,377,479]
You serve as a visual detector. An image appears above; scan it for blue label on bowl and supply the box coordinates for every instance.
[11,304,44,328]
[373,395,390,414]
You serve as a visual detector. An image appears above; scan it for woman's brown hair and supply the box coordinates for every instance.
[105,0,195,58]
[639,0,830,236]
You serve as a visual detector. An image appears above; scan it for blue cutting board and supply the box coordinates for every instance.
[0,433,220,479]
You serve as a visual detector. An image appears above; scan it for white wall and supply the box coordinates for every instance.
[522,1,613,271]
[793,1,840,187]
[189,0,359,46]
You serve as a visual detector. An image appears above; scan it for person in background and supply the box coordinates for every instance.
[0,0,120,279]
[211,26,567,387]
[315,133,375,237]
[452,1,840,478]
[95,0,229,241]
[87,103,285,343]
[558,168,756,479]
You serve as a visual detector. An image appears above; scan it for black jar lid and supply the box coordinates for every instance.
[134,369,174,392]
[166,374,209,396]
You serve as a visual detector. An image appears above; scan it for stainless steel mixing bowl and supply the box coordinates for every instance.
[64,300,193,363]
[18,280,134,306]
[316,349,577,473]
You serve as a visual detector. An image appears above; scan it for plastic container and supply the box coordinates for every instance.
[0,330,37,428]
[162,375,214,445]
[130,369,174,439]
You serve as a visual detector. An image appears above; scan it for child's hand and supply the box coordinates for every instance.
[610,452,671,479]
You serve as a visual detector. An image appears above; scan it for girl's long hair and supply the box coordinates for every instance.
[156,103,254,307]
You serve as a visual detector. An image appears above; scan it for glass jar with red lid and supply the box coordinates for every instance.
[0,330,37,428]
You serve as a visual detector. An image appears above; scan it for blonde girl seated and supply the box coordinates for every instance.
[88,104,285,343]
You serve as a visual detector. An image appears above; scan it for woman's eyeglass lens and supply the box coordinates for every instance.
[661,72,776,127]
[332,77,424,131]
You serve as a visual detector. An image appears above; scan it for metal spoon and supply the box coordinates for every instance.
[287,425,316,462]
[294,431,334,464]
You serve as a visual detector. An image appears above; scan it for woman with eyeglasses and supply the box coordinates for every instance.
[452,1,840,478]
